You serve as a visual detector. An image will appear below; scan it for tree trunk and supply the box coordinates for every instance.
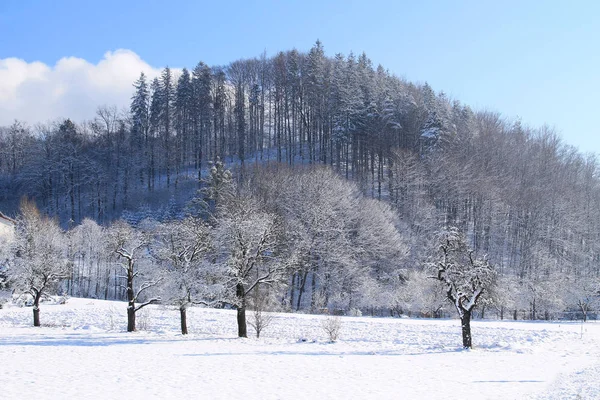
[236,283,247,338]
[296,270,308,311]
[127,304,135,332]
[180,306,188,335]
[127,256,135,332]
[461,311,472,349]
[33,291,42,327]
[33,306,41,327]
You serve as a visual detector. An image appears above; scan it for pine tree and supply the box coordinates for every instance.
[175,68,193,180]
[131,72,150,187]
[192,62,213,175]
[160,67,175,187]
[148,77,162,191]
[131,72,150,150]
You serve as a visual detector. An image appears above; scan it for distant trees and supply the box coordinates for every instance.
[1,41,600,328]
[68,218,110,299]
[251,164,408,313]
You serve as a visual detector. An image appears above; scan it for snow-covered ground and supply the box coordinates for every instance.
[0,298,598,399]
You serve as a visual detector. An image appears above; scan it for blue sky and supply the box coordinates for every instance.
[1,0,598,154]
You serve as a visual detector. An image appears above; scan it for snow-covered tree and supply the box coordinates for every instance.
[390,269,447,318]
[131,72,150,150]
[68,218,110,299]
[152,217,220,334]
[188,158,233,219]
[216,194,287,338]
[0,212,15,289]
[9,199,69,326]
[430,227,496,348]
[564,276,600,322]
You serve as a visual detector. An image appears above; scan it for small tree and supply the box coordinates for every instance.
[321,314,342,342]
[431,227,496,349]
[248,288,275,338]
[9,199,69,327]
[110,220,161,332]
[187,158,233,219]
[565,275,600,322]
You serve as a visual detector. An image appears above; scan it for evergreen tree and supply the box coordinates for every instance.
[131,72,150,152]
[160,67,175,186]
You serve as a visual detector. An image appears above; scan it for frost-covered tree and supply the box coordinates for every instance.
[564,276,600,322]
[188,158,233,219]
[152,217,219,334]
[0,212,15,289]
[431,227,496,348]
[69,218,111,299]
[9,199,68,326]
[216,194,287,338]
[390,269,446,318]
[160,66,175,187]
[252,164,407,313]
[131,72,150,149]
[110,220,161,332]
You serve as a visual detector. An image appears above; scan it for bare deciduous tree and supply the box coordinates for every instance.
[110,220,161,332]
[248,288,275,339]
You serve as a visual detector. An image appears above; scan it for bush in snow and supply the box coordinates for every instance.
[321,314,342,342]
[348,308,362,317]
[56,294,69,305]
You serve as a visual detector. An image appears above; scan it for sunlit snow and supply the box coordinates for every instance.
[0,298,597,399]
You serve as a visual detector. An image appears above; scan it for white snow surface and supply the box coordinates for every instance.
[0,298,598,399]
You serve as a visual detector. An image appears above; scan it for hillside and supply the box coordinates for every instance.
[1,42,599,323]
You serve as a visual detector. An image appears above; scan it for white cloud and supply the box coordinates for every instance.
[0,49,166,126]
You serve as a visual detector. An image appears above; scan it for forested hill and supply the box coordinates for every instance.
[1,41,599,312]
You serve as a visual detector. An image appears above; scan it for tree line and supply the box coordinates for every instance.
[1,41,599,325]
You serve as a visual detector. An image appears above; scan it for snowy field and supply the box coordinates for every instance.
[0,298,598,399]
